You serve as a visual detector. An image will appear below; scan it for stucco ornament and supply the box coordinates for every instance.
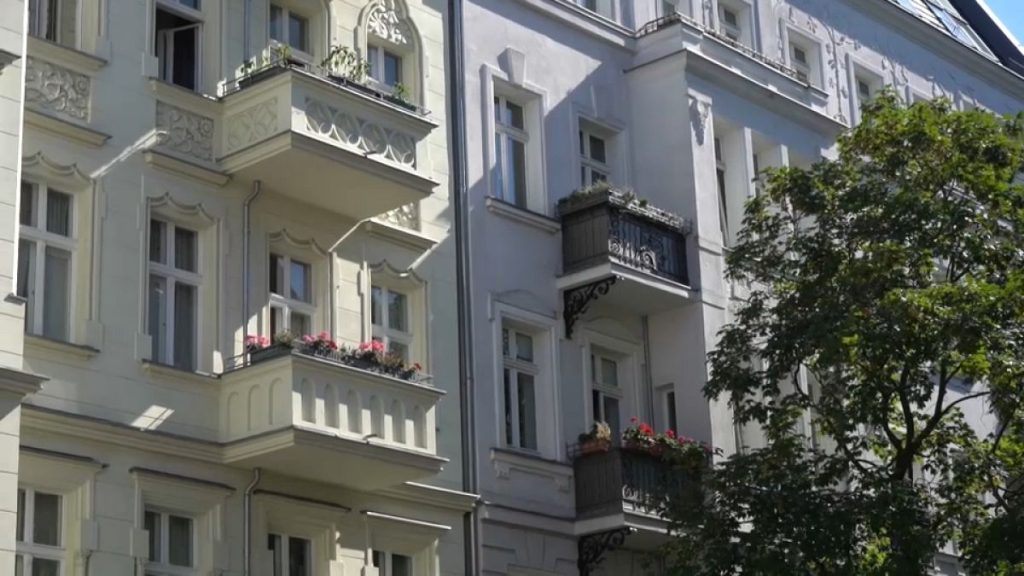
[155,102,215,162]
[305,97,418,168]
[25,57,90,121]
[381,203,421,230]
[366,0,412,46]
[785,2,859,123]
[226,98,279,152]
[689,96,711,145]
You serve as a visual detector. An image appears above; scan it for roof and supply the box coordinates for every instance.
[950,0,1024,75]
[888,0,998,59]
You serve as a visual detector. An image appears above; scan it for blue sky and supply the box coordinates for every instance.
[984,0,1024,46]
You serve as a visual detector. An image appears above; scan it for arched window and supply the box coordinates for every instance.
[359,0,423,105]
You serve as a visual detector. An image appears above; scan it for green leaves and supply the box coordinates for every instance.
[660,91,1024,575]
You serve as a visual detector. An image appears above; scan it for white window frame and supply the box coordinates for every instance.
[367,43,404,88]
[148,217,202,370]
[782,26,823,88]
[28,0,66,43]
[789,41,811,84]
[577,0,615,21]
[578,125,611,187]
[269,252,316,337]
[145,507,198,576]
[848,58,884,124]
[502,325,539,452]
[268,532,313,576]
[155,0,203,92]
[16,486,65,574]
[658,384,678,433]
[373,550,414,576]
[18,180,76,342]
[493,93,530,208]
[714,137,730,245]
[590,349,623,437]
[269,3,311,60]
[371,284,413,360]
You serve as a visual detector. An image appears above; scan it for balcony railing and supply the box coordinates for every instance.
[559,189,690,286]
[573,446,694,519]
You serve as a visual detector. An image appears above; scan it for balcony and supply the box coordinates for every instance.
[218,60,438,219]
[219,347,446,491]
[558,189,693,334]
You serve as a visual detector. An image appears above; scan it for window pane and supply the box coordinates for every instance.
[510,139,527,208]
[270,305,283,337]
[387,290,407,331]
[290,260,311,302]
[145,510,161,562]
[393,554,413,576]
[269,5,284,41]
[268,534,283,576]
[600,358,618,387]
[20,182,35,226]
[505,101,524,130]
[174,226,198,272]
[16,489,25,542]
[31,559,60,576]
[603,395,620,439]
[17,240,36,319]
[291,312,311,336]
[666,390,678,431]
[288,12,307,51]
[371,286,383,326]
[588,135,606,163]
[368,45,380,80]
[384,51,401,86]
[503,368,513,446]
[289,537,311,576]
[591,389,601,423]
[46,190,71,237]
[388,340,408,362]
[150,220,166,263]
[149,275,167,363]
[33,491,61,546]
[270,254,284,295]
[493,133,505,200]
[168,515,193,566]
[517,373,537,450]
[515,332,533,362]
[42,246,71,341]
[502,328,510,358]
[14,555,22,576]
[173,282,197,370]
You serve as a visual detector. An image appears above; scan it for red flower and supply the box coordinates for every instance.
[665,429,676,439]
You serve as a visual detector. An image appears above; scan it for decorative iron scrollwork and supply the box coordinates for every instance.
[578,527,633,576]
[563,277,616,339]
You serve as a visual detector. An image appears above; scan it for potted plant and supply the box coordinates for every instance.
[622,418,657,453]
[578,421,612,454]
[299,331,338,356]
[246,333,291,364]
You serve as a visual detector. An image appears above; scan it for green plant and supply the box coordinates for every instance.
[323,45,370,82]
[578,421,612,444]
[272,330,296,348]
[390,82,410,103]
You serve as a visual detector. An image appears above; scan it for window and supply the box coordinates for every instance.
[590,351,622,439]
[18,181,74,341]
[149,218,201,370]
[851,68,883,122]
[155,3,201,91]
[367,44,403,87]
[27,0,76,45]
[660,385,678,432]
[270,4,309,54]
[373,550,413,576]
[579,127,609,186]
[371,285,412,361]
[502,326,538,451]
[145,509,195,574]
[269,253,314,337]
[718,4,742,42]
[268,533,312,576]
[790,42,811,83]
[578,0,613,19]
[493,95,529,208]
[16,488,64,576]
[928,2,980,49]
[714,138,729,244]
[857,76,872,104]
[661,0,678,16]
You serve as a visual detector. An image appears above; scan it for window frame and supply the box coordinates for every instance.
[373,549,414,576]
[268,532,313,576]
[269,3,312,60]
[502,325,540,452]
[590,349,623,438]
[493,93,530,208]
[144,507,198,576]
[154,0,204,92]
[268,251,316,338]
[18,179,77,342]
[148,217,203,371]
[783,26,823,87]
[367,43,404,88]
[371,284,413,361]
[28,0,63,43]
[16,486,65,574]
[716,0,753,46]
[578,125,611,187]
[577,0,615,21]
[713,137,730,245]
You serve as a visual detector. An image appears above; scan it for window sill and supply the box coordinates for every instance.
[485,197,561,234]
[142,360,219,387]
[24,109,111,148]
[490,447,572,493]
[27,36,107,73]
[24,334,100,360]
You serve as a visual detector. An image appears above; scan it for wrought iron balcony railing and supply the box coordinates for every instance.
[558,189,690,286]
[572,446,694,519]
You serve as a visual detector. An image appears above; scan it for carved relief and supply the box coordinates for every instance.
[25,57,90,121]
[155,102,214,162]
[226,98,279,152]
[785,3,859,123]
[304,97,418,169]
[688,97,711,145]
[380,203,420,230]
[366,0,412,46]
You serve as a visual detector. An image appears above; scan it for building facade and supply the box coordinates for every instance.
[460,0,1024,575]
[4,0,475,574]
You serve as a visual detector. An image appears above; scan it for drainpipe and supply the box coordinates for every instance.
[242,181,262,347]
[446,0,479,574]
[243,467,261,576]
[243,0,251,60]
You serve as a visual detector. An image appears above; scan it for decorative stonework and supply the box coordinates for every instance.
[380,203,420,230]
[366,0,412,46]
[225,98,279,152]
[305,98,418,169]
[689,96,711,145]
[25,57,90,122]
[155,102,214,162]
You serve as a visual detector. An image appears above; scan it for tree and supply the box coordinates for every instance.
[657,92,1024,575]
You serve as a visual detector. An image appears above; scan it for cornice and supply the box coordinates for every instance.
[144,150,230,186]
[365,219,438,251]
[0,366,47,397]
[24,110,111,148]
[378,481,479,513]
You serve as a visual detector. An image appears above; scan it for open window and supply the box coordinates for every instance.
[155,1,202,91]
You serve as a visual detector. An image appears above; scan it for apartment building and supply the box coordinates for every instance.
[2,0,475,574]
[460,0,1024,575]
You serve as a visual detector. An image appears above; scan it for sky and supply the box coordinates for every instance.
[984,0,1024,47]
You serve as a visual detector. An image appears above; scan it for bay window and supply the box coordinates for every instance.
[269,252,314,337]
[16,487,64,576]
[371,285,412,361]
[18,181,74,342]
[502,326,538,451]
[148,218,200,371]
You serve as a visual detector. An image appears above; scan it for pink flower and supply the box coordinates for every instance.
[318,331,330,340]
[413,363,422,371]
[302,334,314,344]
[665,429,676,439]
[359,342,371,351]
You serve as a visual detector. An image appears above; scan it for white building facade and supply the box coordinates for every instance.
[3,0,476,574]
[460,0,1024,575]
